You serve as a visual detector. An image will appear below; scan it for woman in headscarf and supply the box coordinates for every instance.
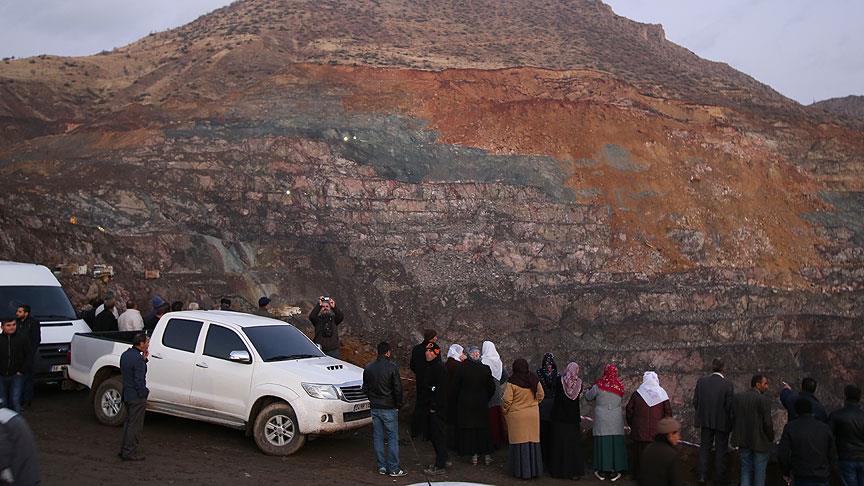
[482,341,508,455]
[503,358,545,479]
[547,362,585,479]
[453,345,496,465]
[444,344,465,450]
[536,352,558,465]
[585,364,628,481]
[625,370,672,480]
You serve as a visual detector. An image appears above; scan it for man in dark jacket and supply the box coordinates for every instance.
[362,342,406,477]
[308,296,344,359]
[143,302,169,335]
[781,377,828,423]
[0,320,30,413]
[119,333,149,461]
[693,357,734,484]
[778,398,837,486]
[14,305,40,407]
[92,293,119,332]
[0,403,41,485]
[732,374,775,486]
[640,417,683,486]
[830,384,864,486]
[420,342,448,476]
[409,329,436,439]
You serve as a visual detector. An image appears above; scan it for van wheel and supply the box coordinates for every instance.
[94,376,126,426]
[253,402,306,455]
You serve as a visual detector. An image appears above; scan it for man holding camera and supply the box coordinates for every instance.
[309,296,344,359]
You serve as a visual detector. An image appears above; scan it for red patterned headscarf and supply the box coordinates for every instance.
[595,364,625,397]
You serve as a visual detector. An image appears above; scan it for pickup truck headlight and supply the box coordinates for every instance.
[301,383,341,400]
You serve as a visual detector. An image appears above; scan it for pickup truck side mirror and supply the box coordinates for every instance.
[228,350,252,364]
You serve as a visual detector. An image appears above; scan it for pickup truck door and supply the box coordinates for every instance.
[147,318,204,406]
[189,323,254,418]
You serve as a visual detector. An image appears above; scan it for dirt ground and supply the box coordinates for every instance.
[27,385,634,485]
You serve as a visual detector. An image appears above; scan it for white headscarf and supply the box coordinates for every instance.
[636,371,670,407]
[481,341,503,381]
[446,344,464,361]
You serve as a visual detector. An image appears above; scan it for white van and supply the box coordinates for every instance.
[0,261,92,382]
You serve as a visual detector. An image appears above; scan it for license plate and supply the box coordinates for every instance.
[51,365,67,372]
[353,402,370,411]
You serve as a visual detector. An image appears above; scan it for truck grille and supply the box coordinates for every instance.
[39,343,70,362]
[343,410,371,422]
[339,385,368,403]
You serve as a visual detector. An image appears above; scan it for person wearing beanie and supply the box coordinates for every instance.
[778,398,838,486]
[639,417,683,486]
[254,297,271,317]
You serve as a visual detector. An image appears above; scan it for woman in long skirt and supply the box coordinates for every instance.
[454,346,496,465]
[585,364,628,481]
[503,358,545,479]
[547,362,585,480]
[625,371,672,480]
[444,344,465,450]
[482,341,508,455]
[536,353,558,465]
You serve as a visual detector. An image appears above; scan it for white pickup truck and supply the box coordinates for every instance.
[67,310,371,455]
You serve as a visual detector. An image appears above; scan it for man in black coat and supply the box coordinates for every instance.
[409,329,437,439]
[640,417,684,486]
[308,296,344,359]
[453,346,495,465]
[781,377,828,423]
[693,357,734,484]
[732,374,775,486]
[829,384,864,486]
[92,294,119,332]
[362,341,406,477]
[14,304,40,408]
[0,404,41,485]
[0,320,30,413]
[119,333,149,461]
[419,342,448,476]
[778,398,837,486]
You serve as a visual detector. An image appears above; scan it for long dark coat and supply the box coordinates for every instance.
[453,360,495,429]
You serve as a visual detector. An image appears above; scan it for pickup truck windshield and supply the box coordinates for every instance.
[0,285,77,321]
[243,325,325,361]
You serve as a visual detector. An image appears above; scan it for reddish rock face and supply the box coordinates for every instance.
[1,0,862,435]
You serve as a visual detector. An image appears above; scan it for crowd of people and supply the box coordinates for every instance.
[363,332,864,486]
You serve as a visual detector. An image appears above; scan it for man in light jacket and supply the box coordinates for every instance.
[117,301,144,332]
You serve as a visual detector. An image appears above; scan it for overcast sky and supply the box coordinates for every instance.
[1,0,861,104]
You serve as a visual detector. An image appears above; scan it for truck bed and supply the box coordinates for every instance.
[75,330,141,344]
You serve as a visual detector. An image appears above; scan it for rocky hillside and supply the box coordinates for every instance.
[812,95,864,120]
[1,0,862,429]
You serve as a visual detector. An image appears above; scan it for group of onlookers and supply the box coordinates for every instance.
[363,336,864,486]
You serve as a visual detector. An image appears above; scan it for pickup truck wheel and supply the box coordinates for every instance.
[253,403,306,455]
[94,376,126,426]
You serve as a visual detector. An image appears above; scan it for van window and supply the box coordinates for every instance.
[0,286,77,321]
[162,319,203,353]
[204,325,250,361]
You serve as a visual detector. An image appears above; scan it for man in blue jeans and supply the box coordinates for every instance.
[362,341,406,477]
[732,375,775,486]
[830,385,864,486]
[0,320,31,413]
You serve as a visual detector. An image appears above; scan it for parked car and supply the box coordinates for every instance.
[0,261,91,383]
[67,310,371,455]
